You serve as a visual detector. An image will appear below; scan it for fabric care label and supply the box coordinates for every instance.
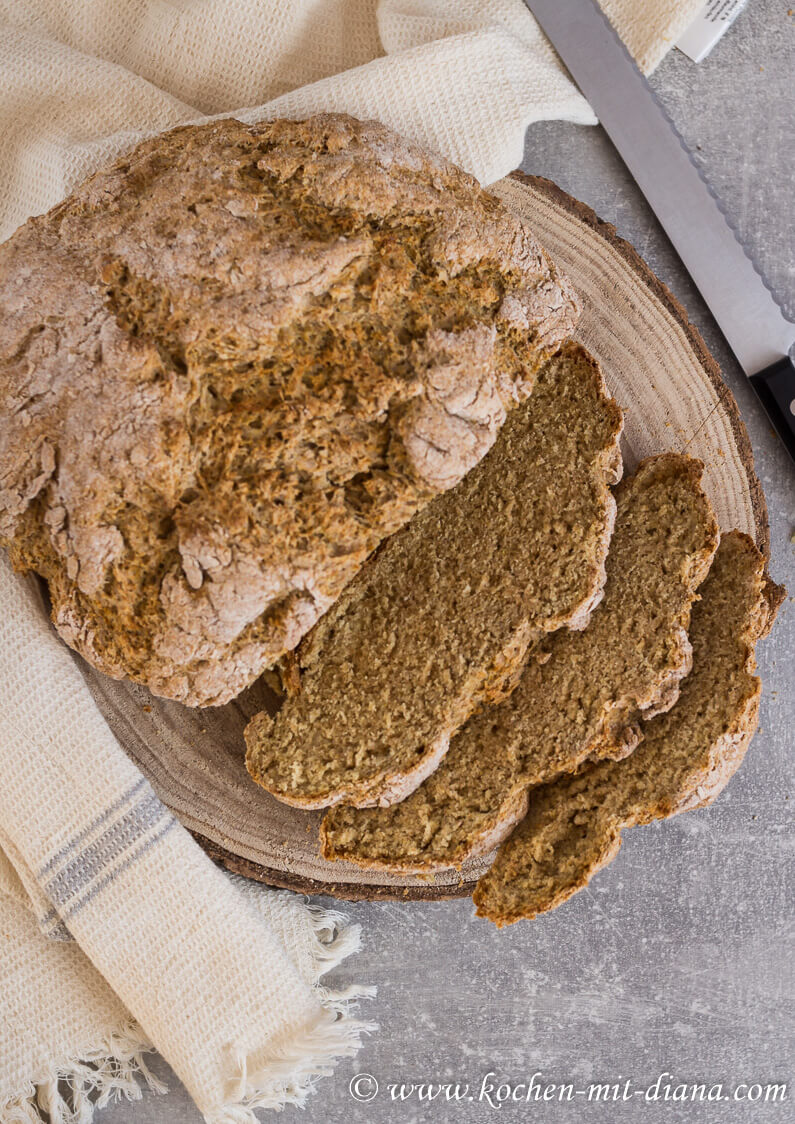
[676,0,749,63]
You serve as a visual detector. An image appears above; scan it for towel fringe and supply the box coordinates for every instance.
[0,1022,166,1124]
[301,900,367,975]
[300,899,378,1016]
[199,897,376,1121]
[203,1006,377,1123]
[0,902,374,1123]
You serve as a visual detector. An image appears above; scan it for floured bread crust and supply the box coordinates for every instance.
[473,532,783,926]
[0,114,579,706]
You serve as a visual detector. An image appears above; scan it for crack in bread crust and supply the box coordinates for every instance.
[0,114,579,706]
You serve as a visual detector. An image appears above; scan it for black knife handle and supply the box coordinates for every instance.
[749,355,795,464]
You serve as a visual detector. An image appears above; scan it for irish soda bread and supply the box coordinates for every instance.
[321,454,719,869]
[245,344,622,808]
[473,532,783,926]
[0,114,579,706]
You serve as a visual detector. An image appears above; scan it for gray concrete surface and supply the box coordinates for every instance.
[101,3,794,1121]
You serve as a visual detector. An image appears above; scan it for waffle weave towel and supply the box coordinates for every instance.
[0,2,702,1121]
[0,558,376,1123]
[0,0,704,241]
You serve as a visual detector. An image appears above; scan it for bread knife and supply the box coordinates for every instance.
[523,0,795,464]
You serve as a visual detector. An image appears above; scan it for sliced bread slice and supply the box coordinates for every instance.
[245,343,623,808]
[473,532,783,926]
[321,454,719,869]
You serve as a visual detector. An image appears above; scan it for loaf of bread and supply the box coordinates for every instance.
[473,532,783,926]
[321,454,719,870]
[245,343,622,808]
[0,114,579,706]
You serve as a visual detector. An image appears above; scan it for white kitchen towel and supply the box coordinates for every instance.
[0,0,706,242]
[0,2,704,1122]
[0,553,376,1124]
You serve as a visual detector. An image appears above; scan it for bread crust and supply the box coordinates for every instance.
[0,114,579,706]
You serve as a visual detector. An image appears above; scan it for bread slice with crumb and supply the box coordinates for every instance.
[321,454,719,868]
[473,532,782,926]
[246,343,622,808]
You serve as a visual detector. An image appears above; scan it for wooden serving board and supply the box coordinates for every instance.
[79,174,767,901]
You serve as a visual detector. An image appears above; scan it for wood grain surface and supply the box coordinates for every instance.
[78,174,767,901]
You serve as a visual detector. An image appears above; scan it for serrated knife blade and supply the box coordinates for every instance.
[523,0,795,463]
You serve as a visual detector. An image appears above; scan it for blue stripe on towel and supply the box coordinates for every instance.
[37,781,177,919]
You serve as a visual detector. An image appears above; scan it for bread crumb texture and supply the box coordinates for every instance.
[0,114,579,706]
[245,344,622,809]
[321,453,719,871]
[474,531,783,926]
